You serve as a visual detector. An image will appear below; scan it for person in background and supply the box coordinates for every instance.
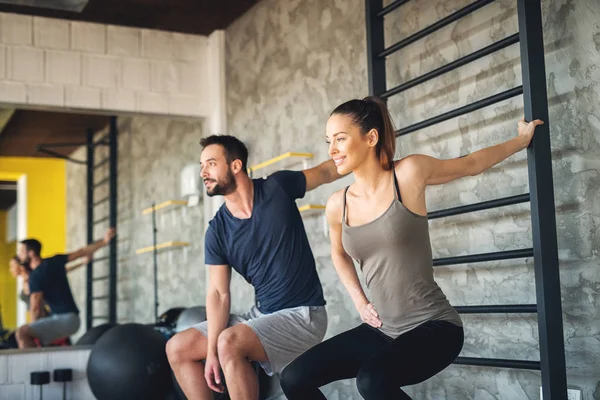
[15,228,115,348]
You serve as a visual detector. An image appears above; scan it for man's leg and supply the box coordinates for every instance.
[16,313,79,349]
[166,328,213,400]
[15,325,37,348]
[217,324,268,400]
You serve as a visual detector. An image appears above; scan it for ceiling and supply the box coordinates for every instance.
[0,109,110,158]
[0,180,17,211]
[0,0,260,35]
[0,109,109,211]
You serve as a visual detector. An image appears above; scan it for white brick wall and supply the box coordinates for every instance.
[0,384,25,400]
[122,58,150,91]
[169,94,203,116]
[33,17,70,49]
[0,81,26,103]
[0,348,94,400]
[45,50,81,85]
[27,83,65,106]
[7,47,44,82]
[150,60,178,93]
[0,12,211,117]
[71,21,106,54]
[179,61,204,94]
[0,13,32,45]
[101,88,136,112]
[136,92,169,113]
[141,29,174,59]
[0,45,5,79]
[0,354,7,383]
[82,54,120,88]
[66,86,102,109]
[107,25,140,57]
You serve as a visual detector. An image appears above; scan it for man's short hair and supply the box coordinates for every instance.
[200,135,249,174]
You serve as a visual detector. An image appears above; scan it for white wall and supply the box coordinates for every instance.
[0,12,210,117]
[0,347,94,400]
[6,203,16,243]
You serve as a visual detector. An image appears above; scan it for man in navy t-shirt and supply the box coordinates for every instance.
[167,135,342,399]
[15,228,115,348]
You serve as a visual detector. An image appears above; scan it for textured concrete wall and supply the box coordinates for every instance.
[224,0,600,398]
[66,116,206,340]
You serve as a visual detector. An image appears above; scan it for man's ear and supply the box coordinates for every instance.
[231,159,243,174]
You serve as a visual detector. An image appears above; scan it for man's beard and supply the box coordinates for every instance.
[206,170,237,197]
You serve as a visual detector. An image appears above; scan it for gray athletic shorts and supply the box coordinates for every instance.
[193,305,327,375]
[29,313,80,345]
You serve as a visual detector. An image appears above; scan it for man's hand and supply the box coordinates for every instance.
[204,353,224,393]
[104,227,116,245]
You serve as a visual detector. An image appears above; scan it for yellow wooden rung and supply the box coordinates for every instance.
[298,204,326,213]
[141,200,188,215]
[298,204,326,218]
[136,241,190,254]
[248,152,313,174]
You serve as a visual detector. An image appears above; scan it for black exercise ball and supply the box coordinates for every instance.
[175,306,207,333]
[87,323,172,400]
[156,307,186,329]
[76,323,117,345]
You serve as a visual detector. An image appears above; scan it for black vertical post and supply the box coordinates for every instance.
[108,116,118,324]
[152,204,159,321]
[365,0,387,96]
[517,1,567,398]
[86,129,94,330]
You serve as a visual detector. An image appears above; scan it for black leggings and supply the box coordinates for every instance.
[280,320,464,400]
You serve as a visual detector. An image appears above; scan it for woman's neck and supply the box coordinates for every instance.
[352,156,391,197]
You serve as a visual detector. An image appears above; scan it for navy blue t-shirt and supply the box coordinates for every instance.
[205,170,326,313]
[29,255,79,315]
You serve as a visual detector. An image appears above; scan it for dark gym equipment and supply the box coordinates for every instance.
[0,331,18,349]
[364,0,566,397]
[76,322,118,345]
[157,307,187,329]
[154,307,187,340]
[175,306,207,333]
[30,371,50,400]
[53,368,73,400]
[87,323,172,400]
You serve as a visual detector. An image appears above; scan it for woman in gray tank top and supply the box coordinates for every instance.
[281,97,543,399]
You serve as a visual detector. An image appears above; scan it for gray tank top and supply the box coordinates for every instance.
[341,170,462,338]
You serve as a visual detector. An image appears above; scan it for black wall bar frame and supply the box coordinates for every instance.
[34,118,118,330]
[85,116,118,329]
[365,0,566,398]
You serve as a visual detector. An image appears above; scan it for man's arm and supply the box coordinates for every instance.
[303,159,343,192]
[65,256,91,273]
[204,264,232,392]
[67,228,115,262]
[206,264,232,355]
[30,292,44,321]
